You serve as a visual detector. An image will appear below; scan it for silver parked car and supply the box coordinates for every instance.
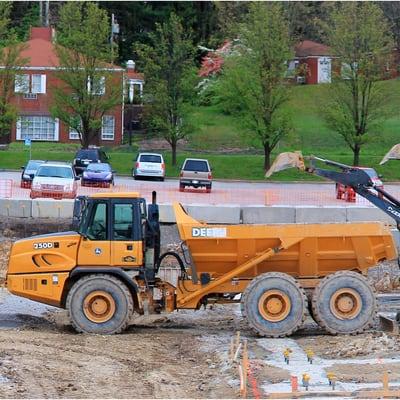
[179,158,212,192]
[133,153,165,181]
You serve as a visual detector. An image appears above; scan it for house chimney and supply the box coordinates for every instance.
[126,60,136,71]
[30,27,52,41]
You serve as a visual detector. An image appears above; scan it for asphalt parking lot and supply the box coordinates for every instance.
[2,170,400,206]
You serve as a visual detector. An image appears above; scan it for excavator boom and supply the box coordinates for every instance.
[266,152,400,229]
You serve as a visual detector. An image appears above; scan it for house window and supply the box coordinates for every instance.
[69,127,80,140]
[14,74,29,93]
[16,116,59,141]
[127,79,143,103]
[15,74,46,94]
[101,115,115,141]
[69,118,82,140]
[87,76,105,95]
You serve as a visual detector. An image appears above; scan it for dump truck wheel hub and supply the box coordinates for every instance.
[330,288,362,320]
[83,291,116,323]
[258,290,291,322]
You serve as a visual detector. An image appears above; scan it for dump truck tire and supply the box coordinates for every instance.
[241,272,307,337]
[66,274,133,334]
[311,271,376,335]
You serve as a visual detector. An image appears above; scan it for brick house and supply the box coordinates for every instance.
[290,40,335,84]
[290,40,399,84]
[6,27,137,145]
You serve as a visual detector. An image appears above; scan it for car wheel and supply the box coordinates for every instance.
[179,184,185,192]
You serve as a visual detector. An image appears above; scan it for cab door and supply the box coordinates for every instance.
[78,201,111,265]
[110,200,143,267]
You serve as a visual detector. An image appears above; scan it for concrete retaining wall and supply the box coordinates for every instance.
[241,206,295,224]
[295,206,347,224]
[31,199,74,219]
[186,204,241,224]
[0,199,31,218]
[0,199,399,228]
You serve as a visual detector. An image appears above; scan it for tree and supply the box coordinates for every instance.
[100,2,219,64]
[322,2,394,166]
[51,2,121,148]
[284,2,335,43]
[0,2,27,142]
[135,12,196,166]
[217,3,292,171]
[380,2,400,53]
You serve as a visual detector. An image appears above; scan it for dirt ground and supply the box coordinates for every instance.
[326,362,400,383]
[0,315,237,399]
[2,234,400,398]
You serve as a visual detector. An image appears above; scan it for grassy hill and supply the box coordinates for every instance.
[1,79,399,181]
[184,79,400,180]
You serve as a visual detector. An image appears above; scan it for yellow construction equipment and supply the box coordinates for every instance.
[6,188,397,337]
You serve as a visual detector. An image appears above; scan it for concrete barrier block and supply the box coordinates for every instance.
[0,199,31,218]
[158,204,176,223]
[295,206,347,224]
[186,204,241,224]
[31,199,74,219]
[346,206,394,225]
[241,206,295,224]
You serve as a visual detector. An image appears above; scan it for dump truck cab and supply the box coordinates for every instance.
[7,192,164,334]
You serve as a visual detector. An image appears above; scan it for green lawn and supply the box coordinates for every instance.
[1,79,400,181]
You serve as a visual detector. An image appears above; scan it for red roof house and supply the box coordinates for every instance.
[6,27,136,145]
[292,40,334,84]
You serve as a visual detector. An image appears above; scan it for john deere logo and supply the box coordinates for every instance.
[123,256,136,262]
[192,227,227,238]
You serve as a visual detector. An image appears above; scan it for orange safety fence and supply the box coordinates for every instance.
[0,179,12,198]
[6,178,400,207]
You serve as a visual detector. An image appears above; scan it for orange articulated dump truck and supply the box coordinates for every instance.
[6,189,397,337]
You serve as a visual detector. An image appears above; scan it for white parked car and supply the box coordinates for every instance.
[133,153,165,181]
[30,162,79,199]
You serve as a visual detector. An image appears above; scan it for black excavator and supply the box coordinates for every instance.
[267,152,400,230]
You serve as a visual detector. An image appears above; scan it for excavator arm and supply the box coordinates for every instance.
[266,152,400,229]
[306,156,400,230]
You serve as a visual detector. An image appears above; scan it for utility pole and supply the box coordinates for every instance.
[44,0,50,27]
[39,1,43,26]
[110,13,119,64]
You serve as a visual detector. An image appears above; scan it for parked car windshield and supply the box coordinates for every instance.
[183,160,209,172]
[76,150,98,160]
[87,163,111,172]
[36,165,73,179]
[26,160,43,170]
[139,154,162,163]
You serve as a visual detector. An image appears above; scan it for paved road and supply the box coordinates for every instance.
[1,170,400,206]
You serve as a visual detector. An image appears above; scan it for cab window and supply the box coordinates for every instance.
[113,204,133,240]
[86,202,107,240]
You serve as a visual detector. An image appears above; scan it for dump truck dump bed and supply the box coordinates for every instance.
[174,204,397,280]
